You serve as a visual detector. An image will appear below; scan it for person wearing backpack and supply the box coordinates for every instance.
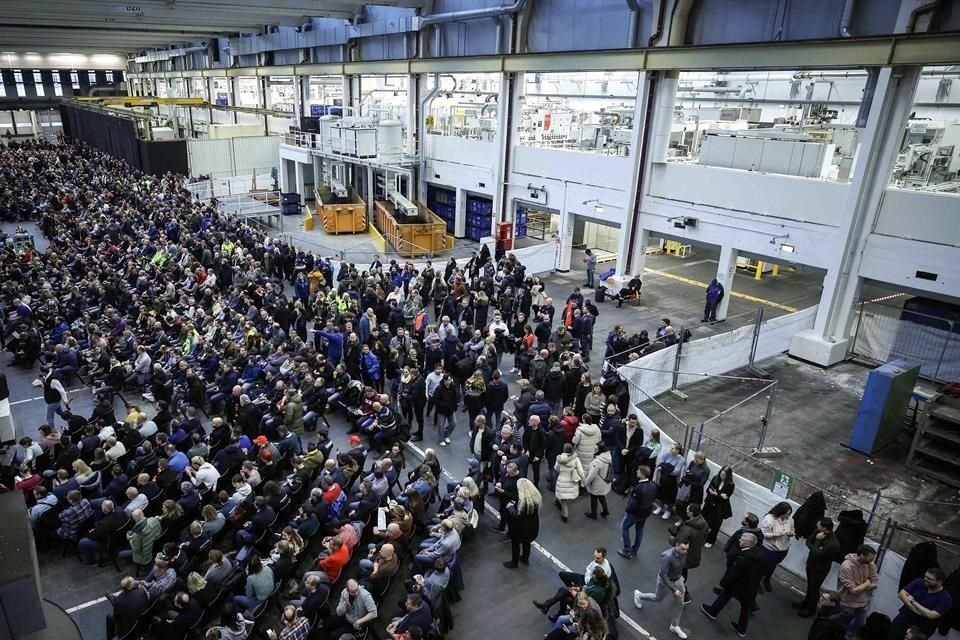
[619,465,658,559]
[584,443,613,520]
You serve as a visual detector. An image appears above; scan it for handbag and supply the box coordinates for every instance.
[675,482,692,504]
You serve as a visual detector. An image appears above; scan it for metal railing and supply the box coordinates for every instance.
[850,298,960,383]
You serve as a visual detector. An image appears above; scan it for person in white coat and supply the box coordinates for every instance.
[583,443,613,520]
[554,443,584,523]
[571,417,601,478]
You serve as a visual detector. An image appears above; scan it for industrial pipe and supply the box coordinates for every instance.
[625,0,647,49]
[648,0,667,46]
[494,16,504,55]
[905,0,942,33]
[667,0,696,47]
[419,0,529,27]
[839,0,856,37]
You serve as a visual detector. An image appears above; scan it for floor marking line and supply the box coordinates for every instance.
[10,387,87,406]
[642,267,798,312]
[404,440,653,638]
[65,593,117,614]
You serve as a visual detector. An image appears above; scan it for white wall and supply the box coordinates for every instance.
[860,233,960,298]
[189,135,281,178]
[648,162,849,227]
[874,188,960,246]
[424,135,498,196]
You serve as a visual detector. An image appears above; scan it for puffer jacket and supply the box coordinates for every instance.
[675,514,710,569]
[583,451,613,496]
[554,452,584,501]
[571,423,601,473]
[284,393,304,435]
[130,516,163,566]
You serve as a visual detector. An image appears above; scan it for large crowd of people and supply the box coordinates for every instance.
[0,138,954,640]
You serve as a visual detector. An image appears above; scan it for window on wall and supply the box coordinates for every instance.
[357,75,408,120]
[518,71,638,156]
[33,71,45,97]
[426,73,500,141]
[52,70,63,96]
[88,70,98,84]
[14,71,26,97]
[890,66,960,191]
[671,69,869,181]
[70,71,80,89]
[0,82,5,98]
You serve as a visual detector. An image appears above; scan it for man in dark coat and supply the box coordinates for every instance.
[106,575,151,639]
[700,532,765,636]
[796,518,842,617]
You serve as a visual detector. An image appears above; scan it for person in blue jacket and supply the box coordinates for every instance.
[703,279,725,323]
[361,345,382,392]
[315,322,344,363]
[294,273,310,303]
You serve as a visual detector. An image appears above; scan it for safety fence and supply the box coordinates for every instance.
[184,171,279,201]
[850,298,960,383]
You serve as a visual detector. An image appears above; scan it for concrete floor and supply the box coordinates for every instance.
[7,220,952,639]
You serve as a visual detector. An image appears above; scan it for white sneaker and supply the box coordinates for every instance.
[704,542,712,548]
[670,625,688,639]
[661,511,672,520]
[652,507,662,515]
[444,437,451,444]
[633,590,644,609]
[674,520,682,528]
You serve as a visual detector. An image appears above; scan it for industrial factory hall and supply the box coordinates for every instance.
[1,2,959,640]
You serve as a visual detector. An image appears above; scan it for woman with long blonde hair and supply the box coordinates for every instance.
[504,477,542,569]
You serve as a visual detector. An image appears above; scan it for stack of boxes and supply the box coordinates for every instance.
[280,192,302,216]
[427,186,456,234]
[515,204,529,238]
[465,195,493,242]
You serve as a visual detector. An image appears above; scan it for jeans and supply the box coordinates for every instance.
[46,401,65,427]
[586,268,595,288]
[437,413,456,441]
[704,590,750,631]
[589,494,609,517]
[838,604,867,639]
[621,512,648,553]
[233,595,260,612]
[78,537,100,565]
[636,576,685,628]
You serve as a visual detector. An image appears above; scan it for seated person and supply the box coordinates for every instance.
[613,276,643,308]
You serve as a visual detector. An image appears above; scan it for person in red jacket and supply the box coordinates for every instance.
[305,535,350,584]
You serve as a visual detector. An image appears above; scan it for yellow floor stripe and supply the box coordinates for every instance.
[643,267,798,312]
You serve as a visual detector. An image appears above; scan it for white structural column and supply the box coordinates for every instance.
[294,161,306,199]
[557,182,574,272]
[492,71,512,234]
[620,71,677,283]
[790,66,921,366]
[715,244,738,321]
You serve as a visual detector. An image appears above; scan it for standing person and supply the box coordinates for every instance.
[703,279,725,322]
[673,451,710,527]
[795,518,841,618]
[398,366,426,442]
[503,478,541,569]
[618,414,645,495]
[583,249,597,289]
[699,532,765,638]
[433,374,458,447]
[571,418,601,482]
[634,540,690,639]
[888,568,951,640]
[618,465,657,559]
[674,503,709,604]
[522,415,546,489]
[701,466,735,548]
[836,544,879,639]
[652,443,685,522]
[41,365,70,428]
[554,443,585,524]
[583,443,612,520]
[759,501,795,593]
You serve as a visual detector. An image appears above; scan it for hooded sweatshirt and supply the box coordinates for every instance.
[837,553,879,608]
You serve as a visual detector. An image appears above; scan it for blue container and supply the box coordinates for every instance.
[310,104,327,117]
[516,224,527,237]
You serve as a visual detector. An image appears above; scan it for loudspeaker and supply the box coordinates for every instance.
[0,492,46,638]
